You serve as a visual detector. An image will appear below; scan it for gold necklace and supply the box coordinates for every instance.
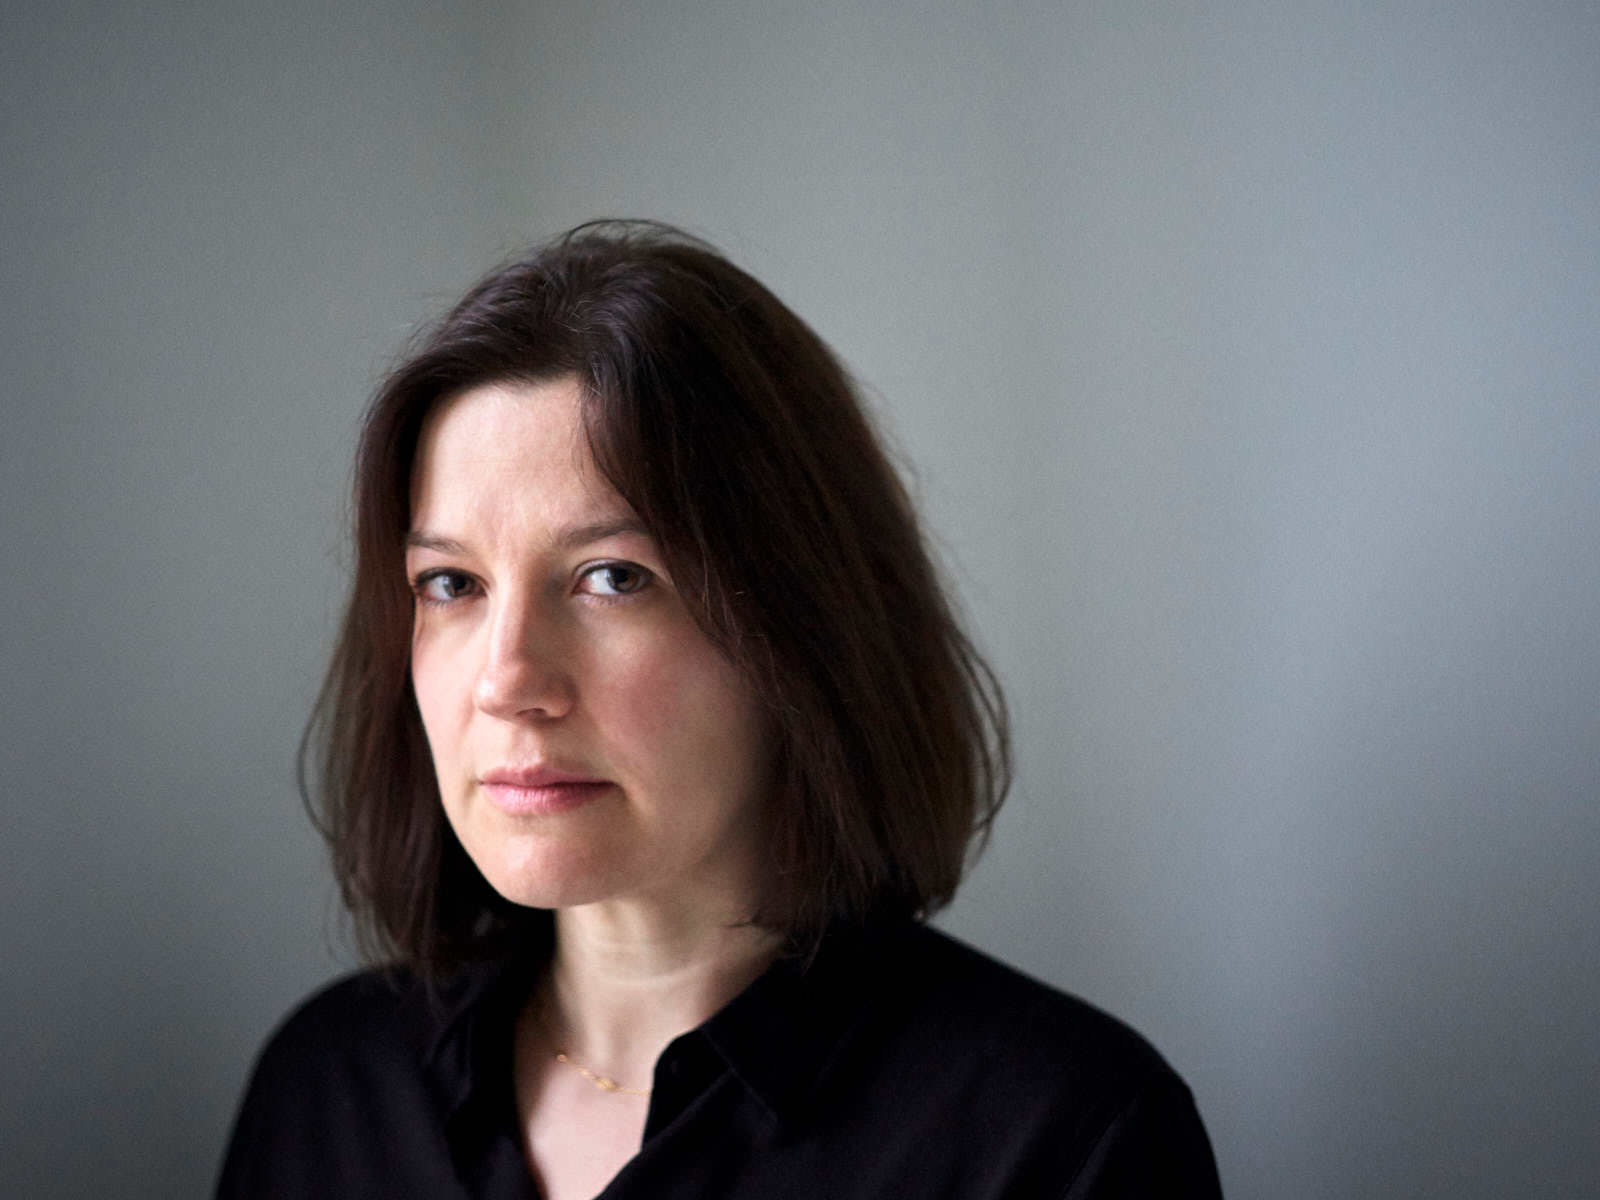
[531,976,651,1097]
[552,1052,651,1096]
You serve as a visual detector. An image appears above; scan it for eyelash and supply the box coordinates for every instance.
[578,562,654,598]
[408,562,654,608]
[410,569,479,608]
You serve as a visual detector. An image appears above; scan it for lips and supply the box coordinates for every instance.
[479,765,613,816]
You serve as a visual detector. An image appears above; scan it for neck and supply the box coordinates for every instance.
[533,902,782,1082]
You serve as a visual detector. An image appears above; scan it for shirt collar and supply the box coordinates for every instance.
[420,923,552,1123]
[418,917,912,1131]
[697,920,906,1125]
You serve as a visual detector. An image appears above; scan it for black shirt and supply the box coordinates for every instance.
[216,921,1222,1198]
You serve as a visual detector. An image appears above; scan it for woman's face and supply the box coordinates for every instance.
[406,377,771,917]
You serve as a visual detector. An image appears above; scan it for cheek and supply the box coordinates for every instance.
[607,633,766,782]
[410,630,468,756]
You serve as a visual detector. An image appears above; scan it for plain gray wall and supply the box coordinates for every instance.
[4,2,1596,1197]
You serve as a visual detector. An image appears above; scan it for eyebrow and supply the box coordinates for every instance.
[403,519,651,556]
[404,531,469,555]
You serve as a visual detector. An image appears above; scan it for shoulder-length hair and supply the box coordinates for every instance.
[304,221,1009,975]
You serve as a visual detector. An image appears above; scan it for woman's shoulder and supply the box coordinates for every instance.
[244,954,517,1088]
[216,961,508,1197]
[867,923,1205,1128]
[249,967,425,1067]
[225,968,432,1147]
[884,923,1173,1073]
[811,923,1221,1195]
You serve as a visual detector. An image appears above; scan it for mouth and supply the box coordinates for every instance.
[479,765,614,816]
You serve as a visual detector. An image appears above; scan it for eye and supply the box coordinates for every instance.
[577,561,653,598]
[412,569,479,606]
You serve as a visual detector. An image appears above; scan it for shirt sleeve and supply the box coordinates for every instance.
[1061,1071,1224,1200]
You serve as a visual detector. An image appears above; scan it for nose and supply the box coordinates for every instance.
[472,593,577,721]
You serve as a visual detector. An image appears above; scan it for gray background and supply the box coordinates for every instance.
[4,2,1597,1197]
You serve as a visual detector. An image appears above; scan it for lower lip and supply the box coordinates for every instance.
[481,781,613,816]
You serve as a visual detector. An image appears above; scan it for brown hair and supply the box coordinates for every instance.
[303,221,1009,974]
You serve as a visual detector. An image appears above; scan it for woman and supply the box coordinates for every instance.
[218,222,1222,1198]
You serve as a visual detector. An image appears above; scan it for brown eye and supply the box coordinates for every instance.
[578,562,652,597]
[413,570,477,605]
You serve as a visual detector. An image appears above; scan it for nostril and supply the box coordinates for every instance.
[474,651,575,720]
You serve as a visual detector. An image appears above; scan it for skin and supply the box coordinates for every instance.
[407,377,781,1199]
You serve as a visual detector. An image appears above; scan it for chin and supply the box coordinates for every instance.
[483,875,621,912]
[465,835,631,912]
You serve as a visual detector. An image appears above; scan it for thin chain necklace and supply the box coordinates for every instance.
[533,988,652,1097]
[552,1051,651,1096]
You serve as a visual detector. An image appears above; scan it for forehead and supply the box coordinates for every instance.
[409,377,627,534]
